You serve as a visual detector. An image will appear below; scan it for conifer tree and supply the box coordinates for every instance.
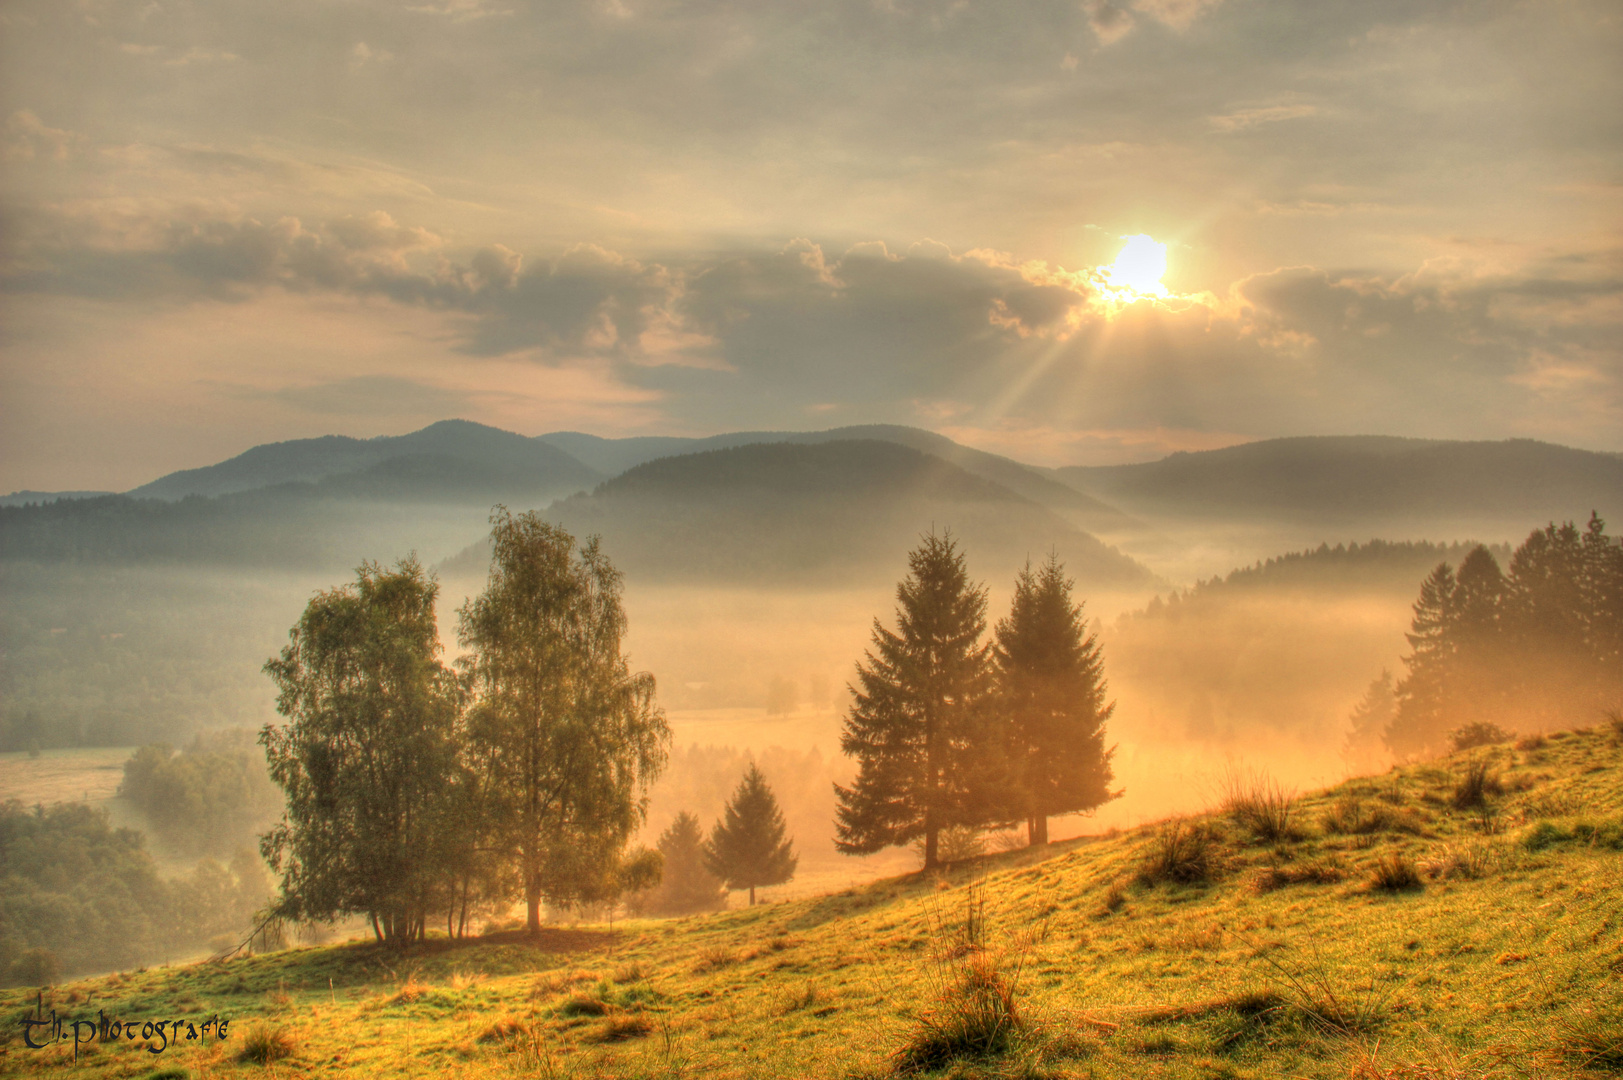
[704,764,797,905]
[834,531,996,869]
[1342,669,1396,772]
[644,811,727,916]
[993,554,1117,846]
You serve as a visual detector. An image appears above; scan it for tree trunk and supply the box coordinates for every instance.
[526,871,543,934]
[924,827,939,870]
[1032,813,1049,846]
[748,885,756,906]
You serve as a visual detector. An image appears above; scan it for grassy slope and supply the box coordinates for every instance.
[6,726,1621,1080]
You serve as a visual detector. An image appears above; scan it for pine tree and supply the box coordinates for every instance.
[704,764,797,905]
[643,811,727,916]
[1387,561,1458,758]
[834,531,997,869]
[993,554,1117,846]
[1342,669,1395,772]
[457,507,669,933]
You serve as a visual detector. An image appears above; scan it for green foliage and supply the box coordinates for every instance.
[119,730,282,857]
[640,811,726,916]
[260,557,461,945]
[704,764,797,905]
[992,553,1117,846]
[836,531,999,869]
[457,507,669,931]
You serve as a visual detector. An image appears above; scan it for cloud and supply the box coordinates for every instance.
[5,110,79,162]
[1083,1,1136,45]
[1209,104,1319,132]
[1130,0,1224,31]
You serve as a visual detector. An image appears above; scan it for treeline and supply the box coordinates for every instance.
[836,533,1118,866]
[120,730,283,857]
[0,801,269,986]
[1351,515,1623,758]
[258,509,668,947]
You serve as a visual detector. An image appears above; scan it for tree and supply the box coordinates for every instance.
[457,507,669,934]
[993,554,1118,846]
[705,764,797,905]
[260,558,460,946]
[642,811,727,916]
[1342,670,1396,772]
[834,531,997,869]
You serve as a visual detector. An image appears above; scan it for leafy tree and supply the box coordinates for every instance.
[834,531,997,869]
[260,558,461,946]
[119,730,282,857]
[993,554,1118,846]
[643,811,726,916]
[705,764,797,905]
[458,507,669,933]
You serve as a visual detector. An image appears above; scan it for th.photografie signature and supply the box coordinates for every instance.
[21,993,231,1062]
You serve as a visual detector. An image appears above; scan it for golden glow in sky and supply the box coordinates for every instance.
[1104,235,1169,297]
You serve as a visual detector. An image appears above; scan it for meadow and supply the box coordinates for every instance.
[5,722,1620,1079]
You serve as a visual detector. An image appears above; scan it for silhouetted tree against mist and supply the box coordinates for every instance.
[457,507,669,934]
[1386,515,1623,756]
[993,554,1118,846]
[260,558,460,946]
[1341,669,1396,772]
[705,764,797,905]
[834,531,998,870]
[642,811,727,916]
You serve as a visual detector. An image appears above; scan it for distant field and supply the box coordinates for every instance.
[0,746,133,807]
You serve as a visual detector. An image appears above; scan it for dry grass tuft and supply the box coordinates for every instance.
[449,969,487,991]
[1607,709,1623,746]
[1322,795,1394,835]
[237,1022,297,1064]
[530,969,596,999]
[611,962,648,984]
[1553,1002,1623,1072]
[1367,853,1422,892]
[1418,843,1494,881]
[590,1015,654,1043]
[391,975,428,1004]
[1450,759,1503,810]
[477,1013,533,1044]
[1515,732,1547,752]
[891,953,1022,1073]
[1137,819,1221,885]
[1220,767,1300,842]
[1251,859,1345,893]
[693,945,738,973]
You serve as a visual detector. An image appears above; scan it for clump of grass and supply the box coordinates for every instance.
[890,883,1043,1075]
[1449,721,1512,752]
[237,1022,296,1064]
[1251,859,1344,893]
[1450,759,1503,810]
[1554,1003,1623,1072]
[1097,879,1127,915]
[1137,819,1221,886]
[1251,944,1394,1037]
[1515,732,1548,752]
[531,969,595,999]
[1607,709,1623,746]
[1419,842,1495,881]
[692,945,737,973]
[778,982,822,1014]
[611,962,647,984]
[391,975,428,1004]
[558,993,609,1017]
[1220,767,1299,843]
[1321,796,1393,835]
[1367,854,1422,892]
[477,1014,532,1044]
[449,970,487,991]
[590,1015,653,1043]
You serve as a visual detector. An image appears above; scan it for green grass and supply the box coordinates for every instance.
[5,724,1622,1079]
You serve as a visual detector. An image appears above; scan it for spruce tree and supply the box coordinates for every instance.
[993,554,1117,846]
[834,531,996,869]
[645,811,727,916]
[704,764,797,905]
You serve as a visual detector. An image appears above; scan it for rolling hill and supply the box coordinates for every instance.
[441,439,1154,588]
[10,722,1620,1078]
[1055,436,1623,529]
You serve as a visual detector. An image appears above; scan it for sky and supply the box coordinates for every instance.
[2,0,1619,492]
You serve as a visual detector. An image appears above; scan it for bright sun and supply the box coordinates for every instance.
[1105,234,1168,296]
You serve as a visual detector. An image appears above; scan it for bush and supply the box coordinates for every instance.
[1220,768,1298,843]
[6,947,59,988]
[1137,820,1220,886]
[1367,854,1422,892]
[1449,721,1512,753]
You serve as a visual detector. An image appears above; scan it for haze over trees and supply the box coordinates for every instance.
[639,811,727,916]
[1384,515,1623,757]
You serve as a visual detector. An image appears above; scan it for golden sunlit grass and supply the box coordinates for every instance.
[6,724,1621,1079]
